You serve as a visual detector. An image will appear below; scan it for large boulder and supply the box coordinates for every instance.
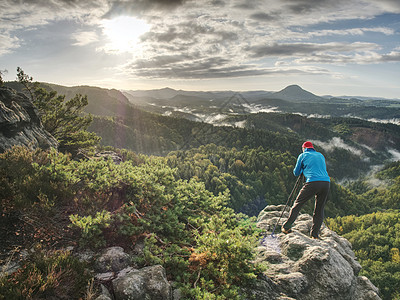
[0,86,58,152]
[112,265,172,300]
[255,205,381,300]
[95,246,131,273]
[93,247,172,300]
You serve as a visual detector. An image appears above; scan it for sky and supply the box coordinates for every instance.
[1,0,400,98]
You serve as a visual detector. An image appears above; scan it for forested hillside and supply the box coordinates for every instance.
[165,144,367,217]
[326,161,400,300]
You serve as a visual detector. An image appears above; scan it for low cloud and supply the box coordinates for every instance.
[234,120,247,128]
[313,137,363,156]
[242,103,281,114]
[345,115,400,126]
[388,149,400,161]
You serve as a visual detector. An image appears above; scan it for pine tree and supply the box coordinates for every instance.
[16,67,100,154]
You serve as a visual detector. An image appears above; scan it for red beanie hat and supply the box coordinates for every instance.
[302,141,314,148]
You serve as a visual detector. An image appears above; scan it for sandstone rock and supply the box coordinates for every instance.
[95,246,131,273]
[112,265,171,300]
[95,272,116,282]
[97,283,113,300]
[75,249,95,263]
[242,273,280,299]
[0,87,58,152]
[256,205,381,300]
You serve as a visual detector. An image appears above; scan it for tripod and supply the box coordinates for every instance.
[270,174,303,237]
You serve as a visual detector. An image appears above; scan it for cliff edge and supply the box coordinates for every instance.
[254,205,381,300]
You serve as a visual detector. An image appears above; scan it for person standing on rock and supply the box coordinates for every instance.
[282,141,330,239]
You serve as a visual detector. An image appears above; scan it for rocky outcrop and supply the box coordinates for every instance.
[93,247,173,300]
[0,86,58,152]
[95,246,130,274]
[91,210,381,300]
[112,265,171,300]
[255,205,381,300]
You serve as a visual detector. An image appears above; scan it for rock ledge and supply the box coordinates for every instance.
[255,205,381,300]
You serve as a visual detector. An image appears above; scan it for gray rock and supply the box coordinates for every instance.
[172,288,182,300]
[95,246,131,273]
[256,205,381,300]
[0,87,58,152]
[353,276,381,300]
[95,272,116,282]
[274,272,308,297]
[75,249,95,263]
[241,274,280,300]
[99,283,113,299]
[112,265,171,300]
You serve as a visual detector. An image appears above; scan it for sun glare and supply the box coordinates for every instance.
[102,16,150,53]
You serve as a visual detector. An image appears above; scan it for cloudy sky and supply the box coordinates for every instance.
[1,0,399,98]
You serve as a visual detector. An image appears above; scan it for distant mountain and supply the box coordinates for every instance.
[124,87,227,100]
[122,84,400,124]
[41,83,131,117]
[267,84,324,102]
[6,82,131,117]
[123,85,326,105]
[326,95,400,101]
[125,87,184,99]
[124,88,274,102]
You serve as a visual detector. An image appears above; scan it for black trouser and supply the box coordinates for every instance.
[283,181,330,238]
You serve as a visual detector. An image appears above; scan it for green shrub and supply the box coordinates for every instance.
[0,247,93,300]
[182,216,264,299]
[69,210,112,248]
[1,146,265,299]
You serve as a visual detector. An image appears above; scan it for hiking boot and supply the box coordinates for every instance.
[310,235,320,240]
[281,227,292,234]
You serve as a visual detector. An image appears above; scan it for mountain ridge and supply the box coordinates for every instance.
[266,84,324,102]
[124,84,400,102]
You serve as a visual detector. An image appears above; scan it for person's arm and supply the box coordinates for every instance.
[293,154,303,176]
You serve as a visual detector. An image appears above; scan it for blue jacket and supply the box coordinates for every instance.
[293,148,330,182]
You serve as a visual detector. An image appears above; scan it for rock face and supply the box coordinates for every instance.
[95,246,131,273]
[94,247,172,300]
[0,86,58,152]
[255,205,381,300]
[113,265,171,300]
